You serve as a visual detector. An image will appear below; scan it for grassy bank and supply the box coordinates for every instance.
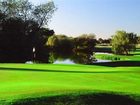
[0,64,140,104]
[95,48,140,61]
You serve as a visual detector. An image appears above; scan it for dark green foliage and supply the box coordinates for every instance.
[97,38,111,46]
[46,34,96,64]
[47,35,74,51]
[73,34,96,53]
[0,0,56,62]
[137,36,140,44]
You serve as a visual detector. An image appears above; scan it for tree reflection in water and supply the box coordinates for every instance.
[48,50,96,64]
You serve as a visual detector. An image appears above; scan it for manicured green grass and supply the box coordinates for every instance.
[95,48,140,61]
[0,64,140,104]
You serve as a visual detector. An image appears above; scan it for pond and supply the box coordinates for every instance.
[26,48,140,65]
[26,51,112,64]
[53,59,75,64]
[53,59,111,65]
[49,51,111,65]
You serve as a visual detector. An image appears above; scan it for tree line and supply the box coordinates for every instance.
[0,0,56,63]
[47,31,139,55]
[47,34,96,53]
[0,0,139,63]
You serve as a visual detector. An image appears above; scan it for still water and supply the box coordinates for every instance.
[53,59,75,64]
[53,59,111,64]
[52,52,111,65]
[26,52,111,64]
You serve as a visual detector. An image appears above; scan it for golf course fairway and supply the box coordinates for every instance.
[0,64,140,105]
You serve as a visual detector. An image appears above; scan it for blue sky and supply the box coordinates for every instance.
[29,0,140,38]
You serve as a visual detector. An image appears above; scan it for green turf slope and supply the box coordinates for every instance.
[0,64,139,104]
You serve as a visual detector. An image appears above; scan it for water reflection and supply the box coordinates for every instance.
[53,59,75,64]
[48,51,96,65]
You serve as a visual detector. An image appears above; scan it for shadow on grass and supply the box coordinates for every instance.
[0,67,139,74]
[92,61,140,67]
[133,53,140,55]
[12,93,140,105]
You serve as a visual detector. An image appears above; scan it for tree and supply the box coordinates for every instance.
[33,1,56,28]
[97,38,111,45]
[0,0,56,62]
[47,35,59,48]
[47,35,74,51]
[73,34,96,52]
[97,38,104,44]
[112,30,137,55]
[137,36,140,44]
[0,0,56,24]
[35,28,54,63]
